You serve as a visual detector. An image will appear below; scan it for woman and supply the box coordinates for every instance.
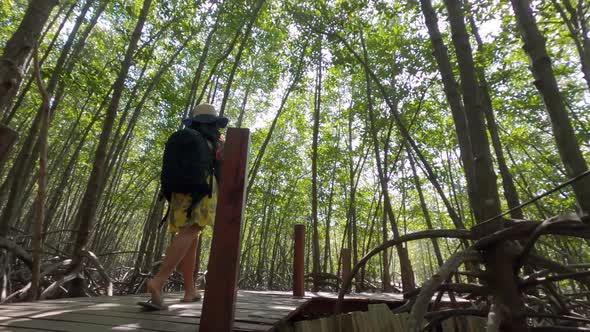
[138,103,227,311]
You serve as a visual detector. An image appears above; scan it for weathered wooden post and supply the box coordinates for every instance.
[293,224,305,297]
[200,128,250,332]
[341,248,351,294]
[0,123,17,164]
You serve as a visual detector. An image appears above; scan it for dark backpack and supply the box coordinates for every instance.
[159,128,216,226]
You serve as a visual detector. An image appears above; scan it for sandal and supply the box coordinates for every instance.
[137,298,168,311]
[180,294,202,303]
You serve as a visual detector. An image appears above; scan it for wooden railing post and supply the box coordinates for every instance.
[341,248,351,294]
[293,224,305,297]
[0,123,17,164]
[200,128,250,332]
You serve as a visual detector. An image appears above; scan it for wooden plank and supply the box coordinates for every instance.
[293,225,304,297]
[0,291,304,318]
[0,289,422,332]
[0,290,331,332]
[34,296,307,307]
[0,311,272,332]
[0,316,126,332]
[49,290,407,303]
[0,313,192,331]
[1,299,303,316]
[0,306,279,325]
[238,290,408,302]
[0,123,17,164]
[0,300,298,322]
[9,291,310,307]
[0,327,51,332]
[201,128,250,332]
[5,291,311,306]
[262,298,313,332]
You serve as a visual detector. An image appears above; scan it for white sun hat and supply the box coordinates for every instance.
[182,103,229,128]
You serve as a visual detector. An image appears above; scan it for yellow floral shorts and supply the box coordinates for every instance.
[167,181,217,234]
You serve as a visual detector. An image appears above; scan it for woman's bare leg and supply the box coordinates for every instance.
[178,230,200,300]
[147,224,200,304]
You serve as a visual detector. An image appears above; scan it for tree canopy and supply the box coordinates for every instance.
[0,0,589,328]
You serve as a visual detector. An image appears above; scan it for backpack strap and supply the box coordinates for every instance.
[187,141,216,218]
[207,141,216,198]
[158,203,171,229]
[158,190,170,229]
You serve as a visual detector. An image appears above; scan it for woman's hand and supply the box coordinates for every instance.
[215,134,224,160]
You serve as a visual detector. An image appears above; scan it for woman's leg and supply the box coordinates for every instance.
[147,224,200,303]
[178,230,200,300]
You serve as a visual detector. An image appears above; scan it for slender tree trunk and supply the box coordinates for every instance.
[361,33,415,292]
[360,201,378,289]
[0,123,17,168]
[268,215,286,289]
[418,0,477,216]
[44,0,108,114]
[344,110,354,289]
[5,0,93,126]
[38,1,69,45]
[46,92,92,177]
[151,231,168,275]
[194,232,203,274]
[0,0,58,113]
[381,202,393,292]
[305,222,311,276]
[445,149,466,222]
[236,77,253,128]
[336,33,465,231]
[323,156,337,274]
[196,22,245,105]
[102,33,192,196]
[260,200,275,286]
[0,0,107,233]
[132,188,160,280]
[246,45,306,196]
[240,217,257,284]
[219,0,265,117]
[466,3,524,219]
[30,48,49,300]
[36,3,69,60]
[345,101,369,291]
[510,0,590,219]
[68,0,152,280]
[254,179,273,286]
[549,0,590,91]
[2,1,76,124]
[444,0,502,222]
[408,148,444,267]
[310,36,322,292]
[10,0,98,205]
[143,199,165,274]
[111,18,184,146]
[505,146,554,218]
[184,14,221,117]
[44,94,106,234]
[445,1,526,330]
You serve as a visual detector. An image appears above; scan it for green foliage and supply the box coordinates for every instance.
[0,0,588,293]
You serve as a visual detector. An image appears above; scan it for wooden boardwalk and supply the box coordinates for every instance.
[0,291,407,332]
[0,291,310,331]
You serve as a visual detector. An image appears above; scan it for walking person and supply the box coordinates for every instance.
[138,103,227,311]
